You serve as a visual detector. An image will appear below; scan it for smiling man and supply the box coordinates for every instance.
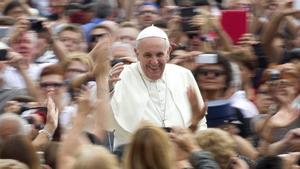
[110,25,207,146]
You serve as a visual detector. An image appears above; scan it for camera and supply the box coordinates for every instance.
[180,7,201,32]
[28,18,44,32]
[269,69,280,81]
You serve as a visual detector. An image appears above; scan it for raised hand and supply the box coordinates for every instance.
[8,51,27,70]
[169,127,201,161]
[169,51,201,71]
[91,36,112,77]
[187,86,207,131]
[44,93,59,134]
[282,128,300,151]
[76,85,94,116]
[109,62,124,90]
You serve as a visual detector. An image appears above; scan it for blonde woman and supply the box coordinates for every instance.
[73,145,119,169]
[123,124,173,169]
[124,124,221,169]
[196,128,250,169]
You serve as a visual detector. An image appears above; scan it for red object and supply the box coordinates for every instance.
[221,10,247,44]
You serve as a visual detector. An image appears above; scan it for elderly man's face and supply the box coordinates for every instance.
[117,27,139,47]
[136,37,169,80]
[11,32,35,63]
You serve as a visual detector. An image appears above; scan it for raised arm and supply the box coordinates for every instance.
[58,87,96,169]
[43,22,69,65]
[9,51,44,102]
[32,94,59,150]
[261,9,300,63]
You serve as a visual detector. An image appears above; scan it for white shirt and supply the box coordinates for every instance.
[110,62,207,146]
[230,90,259,118]
[2,63,50,89]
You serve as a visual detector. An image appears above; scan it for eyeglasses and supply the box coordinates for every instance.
[139,10,159,15]
[40,82,65,88]
[90,33,107,42]
[198,69,225,77]
[59,37,82,44]
[187,33,199,39]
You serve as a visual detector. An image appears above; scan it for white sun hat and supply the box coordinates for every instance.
[136,25,169,41]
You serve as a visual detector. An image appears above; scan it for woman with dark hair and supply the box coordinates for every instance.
[193,53,235,128]
[251,63,300,155]
[193,53,259,160]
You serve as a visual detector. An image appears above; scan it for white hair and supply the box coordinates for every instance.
[112,41,135,55]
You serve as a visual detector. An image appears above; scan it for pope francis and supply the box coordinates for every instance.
[110,25,207,146]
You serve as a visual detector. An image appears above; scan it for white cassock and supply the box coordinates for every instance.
[110,62,207,146]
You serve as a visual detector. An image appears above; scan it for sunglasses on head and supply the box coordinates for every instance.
[198,69,225,77]
[139,10,158,15]
[40,82,64,88]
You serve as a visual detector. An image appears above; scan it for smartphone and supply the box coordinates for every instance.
[28,18,44,32]
[180,7,201,32]
[0,49,8,61]
[195,53,218,64]
[294,0,300,10]
[0,27,10,39]
[0,42,9,61]
[221,10,247,44]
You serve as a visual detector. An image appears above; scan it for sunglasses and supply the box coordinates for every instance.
[40,82,65,88]
[90,33,107,42]
[187,33,207,41]
[198,69,225,77]
[139,10,159,15]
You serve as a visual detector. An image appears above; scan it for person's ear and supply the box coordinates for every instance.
[134,48,140,61]
[166,46,172,61]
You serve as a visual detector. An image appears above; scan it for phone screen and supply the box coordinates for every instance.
[195,54,218,64]
[0,27,10,39]
[0,49,8,61]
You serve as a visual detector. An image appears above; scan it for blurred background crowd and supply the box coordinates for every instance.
[0,0,300,168]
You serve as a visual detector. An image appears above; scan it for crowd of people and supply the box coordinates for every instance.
[0,0,299,168]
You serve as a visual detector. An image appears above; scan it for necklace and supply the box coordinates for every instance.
[138,69,168,127]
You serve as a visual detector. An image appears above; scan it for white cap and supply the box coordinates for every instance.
[136,25,169,41]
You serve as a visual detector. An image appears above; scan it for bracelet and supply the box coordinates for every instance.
[39,128,53,140]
